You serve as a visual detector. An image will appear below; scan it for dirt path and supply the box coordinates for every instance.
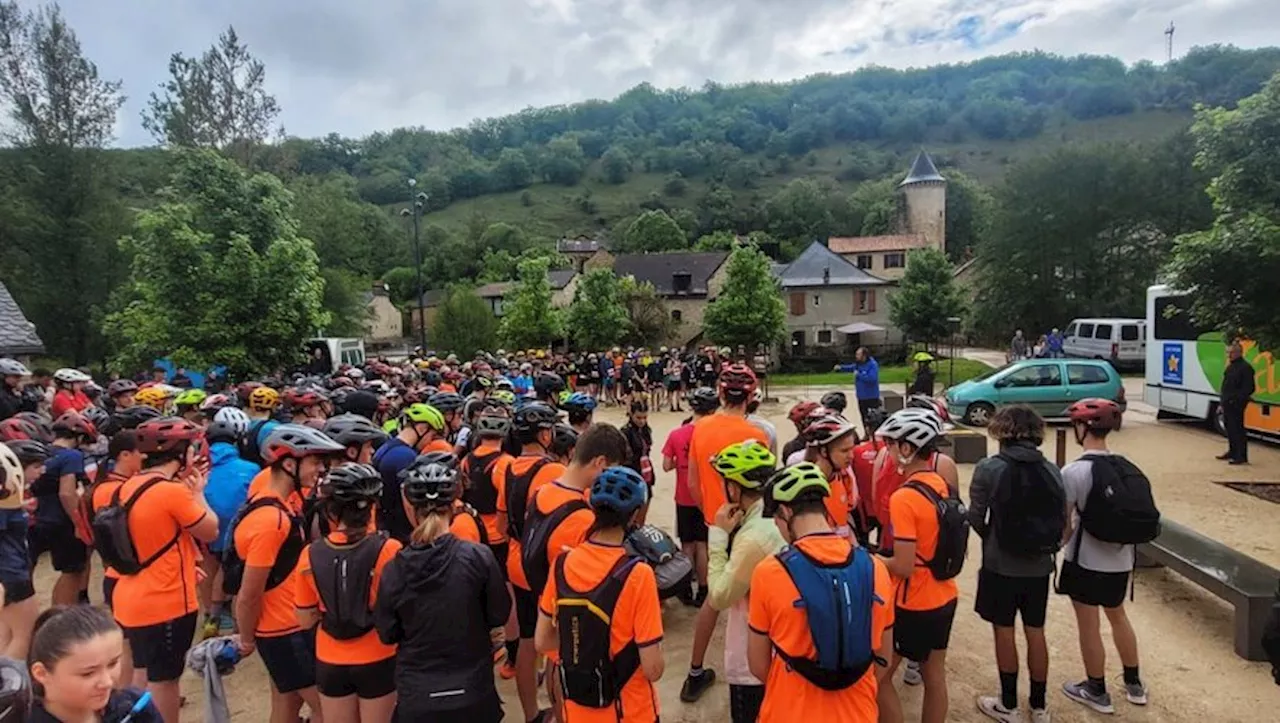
[32,400,1280,721]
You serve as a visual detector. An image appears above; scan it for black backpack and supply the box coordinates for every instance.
[309,532,389,640]
[905,476,969,582]
[505,456,552,542]
[462,448,504,515]
[222,496,306,596]
[991,452,1066,556]
[1078,455,1160,545]
[554,553,644,709]
[239,419,271,464]
[91,473,178,575]
[522,491,590,594]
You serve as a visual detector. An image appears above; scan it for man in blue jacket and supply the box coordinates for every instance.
[835,346,881,431]
[202,410,259,638]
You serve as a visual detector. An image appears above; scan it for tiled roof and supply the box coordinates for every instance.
[556,236,611,254]
[776,242,886,287]
[828,234,930,254]
[611,252,729,295]
[475,269,576,298]
[0,281,44,355]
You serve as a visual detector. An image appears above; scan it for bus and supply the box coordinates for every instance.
[1144,284,1278,436]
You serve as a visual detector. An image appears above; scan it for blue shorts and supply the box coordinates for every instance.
[0,509,31,583]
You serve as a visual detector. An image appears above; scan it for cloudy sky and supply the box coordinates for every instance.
[30,0,1279,147]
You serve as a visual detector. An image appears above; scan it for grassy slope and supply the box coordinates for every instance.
[415,110,1192,239]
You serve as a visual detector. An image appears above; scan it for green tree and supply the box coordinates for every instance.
[431,286,498,356]
[104,150,328,377]
[541,135,586,186]
[1167,72,1280,349]
[319,268,371,338]
[619,277,675,347]
[290,173,403,275]
[889,248,967,347]
[694,230,738,251]
[622,210,686,252]
[663,171,688,197]
[601,146,632,184]
[943,171,995,261]
[766,178,834,241]
[565,268,628,349]
[703,243,785,349]
[498,256,563,349]
[493,148,533,191]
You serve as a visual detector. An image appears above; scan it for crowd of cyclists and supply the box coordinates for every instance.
[0,346,1168,722]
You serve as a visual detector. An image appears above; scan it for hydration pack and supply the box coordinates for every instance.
[505,456,552,542]
[223,496,306,596]
[91,473,177,575]
[1078,455,1160,545]
[991,452,1066,556]
[555,554,643,709]
[239,419,271,464]
[624,524,693,600]
[905,474,969,582]
[309,533,389,640]
[522,492,589,593]
[462,448,504,515]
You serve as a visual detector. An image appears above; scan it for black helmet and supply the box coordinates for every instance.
[323,414,389,448]
[512,402,558,436]
[336,390,379,420]
[549,424,579,459]
[401,462,459,506]
[819,391,848,413]
[534,372,565,398]
[5,439,50,466]
[82,406,110,435]
[426,392,465,413]
[0,655,31,722]
[318,463,383,506]
[112,405,162,431]
[863,406,888,432]
[423,370,443,387]
[409,451,457,471]
[687,386,720,414]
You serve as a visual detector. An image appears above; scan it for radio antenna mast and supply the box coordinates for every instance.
[1165,22,1176,63]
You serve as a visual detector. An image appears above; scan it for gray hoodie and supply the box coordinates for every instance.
[968,440,1064,577]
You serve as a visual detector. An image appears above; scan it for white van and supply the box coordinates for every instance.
[1062,318,1145,368]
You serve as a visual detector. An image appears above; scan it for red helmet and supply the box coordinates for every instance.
[718,364,758,396]
[135,417,204,454]
[1067,398,1122,430]
[788,401,820,426]
[288,389,326,409]
[236,381,263,401]
[0,416,52,444]
[52,411,96,439]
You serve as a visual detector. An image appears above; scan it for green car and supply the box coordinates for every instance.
[945,358,1127,426]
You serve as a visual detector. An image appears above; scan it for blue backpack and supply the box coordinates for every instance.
[775,544,881,690]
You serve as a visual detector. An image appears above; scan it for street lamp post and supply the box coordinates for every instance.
[400,179,430,352]
[947,316,963,387]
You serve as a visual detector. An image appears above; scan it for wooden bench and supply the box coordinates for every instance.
[1137,518,1279,661]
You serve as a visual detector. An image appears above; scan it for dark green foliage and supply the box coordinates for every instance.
[431,286,498,356]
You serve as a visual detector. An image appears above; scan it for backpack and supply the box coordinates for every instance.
[522,491,590,593]
[309,532,389,640]
[462,448,504,515]
[990,452,1066,556]
[554,553,644,709]
[505,456,552,542]
[624,524,693,600]
[222,496,306,596]
[1078,455,1160,545]
[460,502,491,547]
[904,475,969,582]
[240,419,270,463]
[91,473,178,575]
[774,544,880,690]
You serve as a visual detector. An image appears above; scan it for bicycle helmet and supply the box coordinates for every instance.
[875,408,944,449]
[549,424,579,459]
[248,386,281,413]
[787,401,820,426]
[53,368,91,385]
[135,417,204,454]
[317,463,383,506]
[862,406,888,432]
[199,393,233,413]
[534,372,565,398]
[489,389,516,407]
[0,414,52,444]
[1067,398,1123,430]
[0,655,31,721]
[322,413,389,448]
[590,466,649,514]
[426,392,465,414]
[52,411,96,439]
[711,440,777,489]
[0,359,30,377]
[134,386,170,411]
[512,402,558,435]
[819,391,848,413]
[804,415,858,448]
[260,424,344,465]
[493,378,514,393]
[0,443,22,496]
[82,406,110,436]
[173,389,207,409]
[401,403,446,432]
[112,405,161,431]
[475,410,511,438]
[718,364,757,401]
[206,407,251,445]
[561,393,597,414]
[400,461,460,506]
[5,439,50,466]
[687,387,720,414]
[763,462,830,515]
[106,379,137,398]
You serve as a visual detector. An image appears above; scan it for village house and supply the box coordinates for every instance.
[361,281,403,346]
[0,281,44,363]
[595,251,730,348]
[774,241,900,357]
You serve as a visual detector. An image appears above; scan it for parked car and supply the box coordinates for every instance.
[945,358,1127,426]
[1062,318,1146,369]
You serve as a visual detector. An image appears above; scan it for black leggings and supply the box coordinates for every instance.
[394,695,503,723]
[730,683,765,723]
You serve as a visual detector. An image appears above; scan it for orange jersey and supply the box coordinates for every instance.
[461,440,511,544]
[499,456,567,590]
[748,534,894,723]
[295,531,402,666]
[888,471,959,611]
[419,438,453,455]
[233,487,304,637]
[539,541,663,723]
[690,413,767,524]
[449,501,486,544]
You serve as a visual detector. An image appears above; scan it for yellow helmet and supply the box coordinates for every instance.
[248,386,281,412]
[135,387,170,411]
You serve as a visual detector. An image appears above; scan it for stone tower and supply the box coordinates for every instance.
[898,150,947,253]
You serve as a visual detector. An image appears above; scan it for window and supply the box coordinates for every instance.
[1068,364,1111,385]
[813,293,821,307]
[1064,323,1078,338]
[1154,294,1206,341]
[1003,363,1062,388]
[855,289,877,314]
[672,272,692,294]
[1120,325,1140,341]
[817,330,833,344]
[1077,323,1095,338]
[884,253,905,268]
[789,292,805,316]
[1093,323,1113,340]
[671,309,682,322]
[856,254,872,269]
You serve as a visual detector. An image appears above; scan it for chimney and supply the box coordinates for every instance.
[822,266,830,285]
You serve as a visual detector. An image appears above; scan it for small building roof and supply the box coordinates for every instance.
[556,236,611,254]
[900,150,946,186]
[828,234,931,254]
[611,252,729,295]
[0,281,44,356]
[775,242,887,288]
[416,289,449,308]
[475,269,576,298]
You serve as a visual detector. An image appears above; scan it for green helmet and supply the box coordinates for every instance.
[711,440,777,489]
[558,390,572,405]
[401,403,445,432]
[174,388,207,408]
[763,462,830,515]
[490,389,516,407]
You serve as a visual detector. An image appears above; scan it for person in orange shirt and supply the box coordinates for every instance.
[681,363,765,702]
[235,424,344,723]
[296,462,401,723]
[878,409,958,723]
[460,410,513,559]
[498,401,564,723]
[535,465,664,723]
[746,463,894,723]
[112,417,220,723]
[801,414,860,538]
[88,429,144,683]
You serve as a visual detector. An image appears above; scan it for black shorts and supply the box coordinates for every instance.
[102,576,118,610]
[396,693,503,723]
[513,585,538,640]
[316,655,396,699]
[487,540,510,577]
[975,569,1050,628]
[894,599,957,663]
[257,628,318,693]
[27,524,88,573]
[729,684,765,723]
[1057,559,1130,609]
[2,578,34,606]
[666,380,680,392]
[125,611,198,682]
[676,504,707,544]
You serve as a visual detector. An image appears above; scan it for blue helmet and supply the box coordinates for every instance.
[590,466,649,514]
[562,392,597,413]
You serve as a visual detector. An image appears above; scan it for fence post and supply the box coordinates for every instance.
[1055,428,1067,467]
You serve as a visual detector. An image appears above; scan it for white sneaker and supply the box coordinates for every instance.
[903,660,922,686]
[976,696,1026,723]
[1029,708,1051,723]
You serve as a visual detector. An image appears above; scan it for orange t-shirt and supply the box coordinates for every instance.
[419,438,453,455]
[529,481,593,586]
[824,468,854,530]
[748,534,894,723]
[690,413,767,524]
[449,501,485,544]
[295,531,402,665]
[887,471,959,611]
[233,487,304,638]
[461,440,511,544]
[90,473,129,581]
[499,456,567,590]
[111,473,209,628]
[538,541,663,723]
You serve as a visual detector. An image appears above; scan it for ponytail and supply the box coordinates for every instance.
[410,504,451,545]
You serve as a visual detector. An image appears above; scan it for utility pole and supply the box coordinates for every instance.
[400,180,430,353]
[1165,21,1176,63]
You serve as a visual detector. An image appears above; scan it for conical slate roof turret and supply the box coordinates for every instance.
[899,150,946,186]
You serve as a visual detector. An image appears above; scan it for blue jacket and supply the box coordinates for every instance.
[837,358,881,400]
[205,442,257,552]
[1047,332,1064,352]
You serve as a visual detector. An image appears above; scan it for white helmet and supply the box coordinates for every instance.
[346,368,365,380]
[0,442,23,491]
[53,368,91,385]
[876,408,943,449]
[0,359,30,377]
[213,407,251,437]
